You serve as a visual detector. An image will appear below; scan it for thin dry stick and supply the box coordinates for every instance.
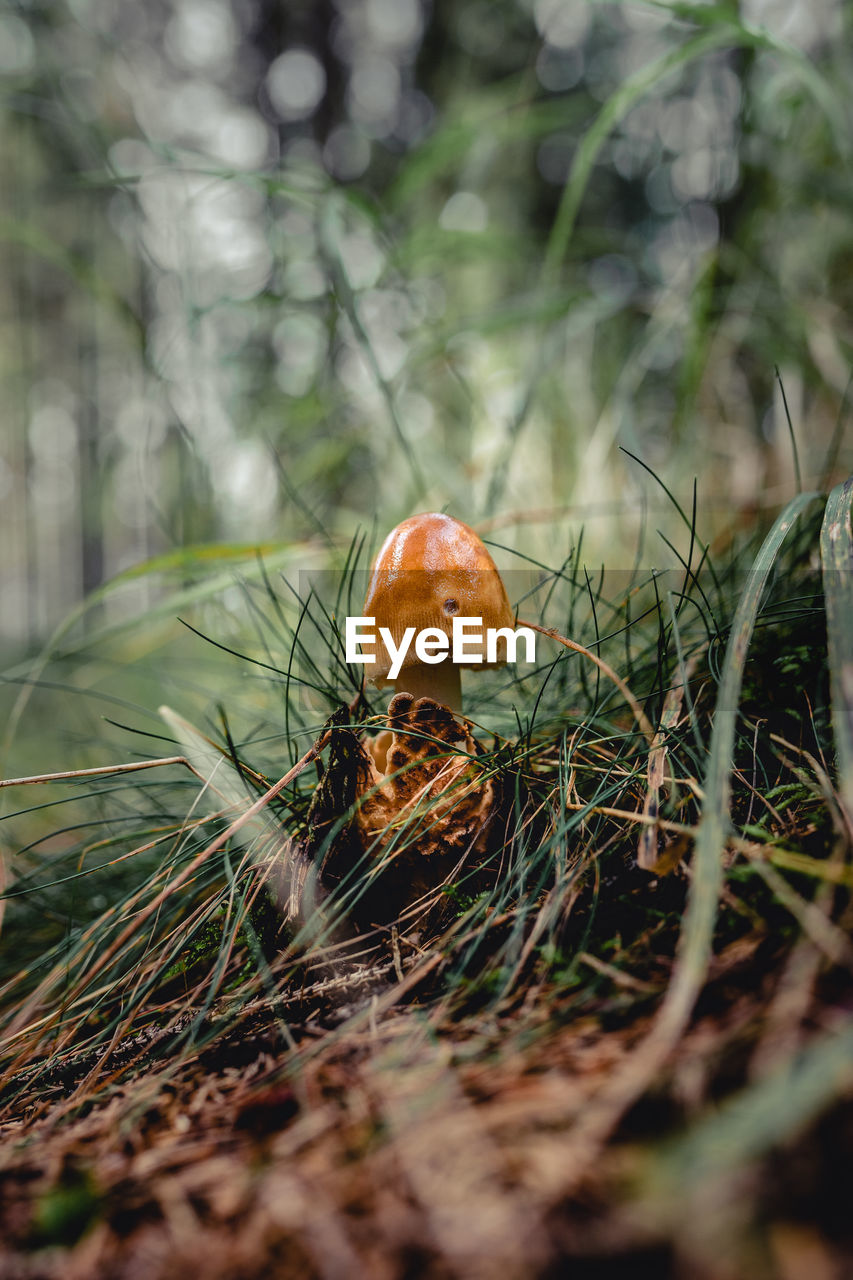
[0,757,192,788]
[638,654,701,870]
[564,800,693,836]
[0,754,268,816]
[522,621,656,745]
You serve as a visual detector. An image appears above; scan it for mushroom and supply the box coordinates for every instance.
[354,692,503,918]
[288,691,506,931]
[287,516,523,930]
[361,512,516,715]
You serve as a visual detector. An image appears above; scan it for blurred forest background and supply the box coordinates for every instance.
[1,0,851,667]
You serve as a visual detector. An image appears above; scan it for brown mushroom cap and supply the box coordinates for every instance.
[362,512,515,688]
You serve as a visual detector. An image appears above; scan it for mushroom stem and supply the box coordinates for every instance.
[393,660,463,713]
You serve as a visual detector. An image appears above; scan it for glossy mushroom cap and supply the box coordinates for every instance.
[362,512,515,691]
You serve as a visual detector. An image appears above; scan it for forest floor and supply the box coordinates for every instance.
[2,856,852,1280]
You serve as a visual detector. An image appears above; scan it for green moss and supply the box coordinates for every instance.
[31,1168,101,1247]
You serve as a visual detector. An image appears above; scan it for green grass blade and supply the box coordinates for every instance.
[318,195,427,505]
[661,489,822,1037]
[0,543,309,766]
[646,1014,853,1199]
[820,476,853,827]
[564,491,823,1166]
[541,26,740,280]
[543,7,849,282]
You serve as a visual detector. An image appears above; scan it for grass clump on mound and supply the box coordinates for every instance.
[1,476,851,1278]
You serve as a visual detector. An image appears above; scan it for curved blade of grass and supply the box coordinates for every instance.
[318,195,426,505]
[489,25,748,515]
[820,477,853,830]
[541,26,742,281]
[643,0,849,154]
[545,7,849,281]
[523,621,656,744]
[0,541,314,767]
[659,490,821,1033]
[775,367,803,494]
[644,1014,853,1204]
[560,490,822,1181]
